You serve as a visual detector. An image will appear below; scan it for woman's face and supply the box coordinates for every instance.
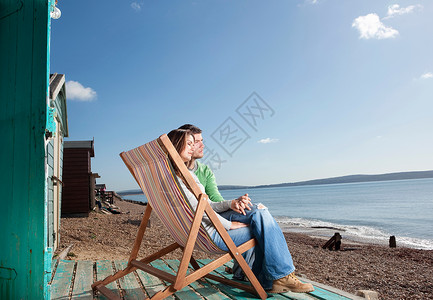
[180,134,194,163]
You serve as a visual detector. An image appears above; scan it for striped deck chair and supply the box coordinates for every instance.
[92,134,267,300]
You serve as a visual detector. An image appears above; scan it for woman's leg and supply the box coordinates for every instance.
[211,226,253,251]
[215,205,296,289]
[223,205,314,293]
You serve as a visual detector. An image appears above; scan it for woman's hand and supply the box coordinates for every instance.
[230,221,249,230]
[231,194,252,215]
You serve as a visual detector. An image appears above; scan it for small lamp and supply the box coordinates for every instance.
[51,1,61,19]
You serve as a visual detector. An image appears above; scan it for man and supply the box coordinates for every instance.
[178,124,251,205]
[177,125,313,293]
[178,124,253,280]
[178,124,224,202]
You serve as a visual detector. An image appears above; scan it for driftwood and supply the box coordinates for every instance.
[322,233,342,250]
[58,244,74,260]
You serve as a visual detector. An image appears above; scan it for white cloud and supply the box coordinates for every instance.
[384,4,421,19]
[131,2,141,12]
[352,13,399,40]
[258,138,279,144]
[66,81,97,101]
[420,72,433,79]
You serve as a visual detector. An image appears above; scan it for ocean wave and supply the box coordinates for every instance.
[275,216,433,250]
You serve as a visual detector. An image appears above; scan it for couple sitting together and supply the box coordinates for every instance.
[166,124,314,294]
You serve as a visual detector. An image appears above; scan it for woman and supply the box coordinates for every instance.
[167,129,314,293]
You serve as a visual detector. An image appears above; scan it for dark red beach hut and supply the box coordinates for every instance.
[62,140,98,215]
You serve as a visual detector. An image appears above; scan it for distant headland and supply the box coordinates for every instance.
[117,170,433,194]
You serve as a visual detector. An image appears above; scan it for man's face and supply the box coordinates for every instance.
[192,133,204,159]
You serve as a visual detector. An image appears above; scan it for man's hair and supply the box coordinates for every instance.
[178,124,202,134]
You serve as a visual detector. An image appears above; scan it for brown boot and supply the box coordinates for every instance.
[269,272,314,293]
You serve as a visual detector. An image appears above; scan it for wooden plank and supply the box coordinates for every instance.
[306,286,352,300]
[135,265,174,299]
[199,259,330,300]
[166,259,231,300]
[51,260,75,300]
[131,260,176,283]
[224,264,318,300]
[197,259,263,300]
[71,260,94,300]
[114,260,146,300]
[299,278,359,300]
[96,260,121,300]
[150,260,202,300]
[199,259,299,300]
[50,259,59,284]
[279,289,321,300]
[184,253,251,290]
[96,285,122,300]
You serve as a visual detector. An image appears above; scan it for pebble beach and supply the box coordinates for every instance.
[56,199,433,299]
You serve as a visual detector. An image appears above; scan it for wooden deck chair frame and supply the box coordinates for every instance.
[91,134,267,300]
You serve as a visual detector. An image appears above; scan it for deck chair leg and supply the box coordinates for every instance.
[128,203,152,264]
[92,204,153,290]
[205,205,268,300]
[174,194,207,290]
[92,242,182,292]
[92,265,135,290]
[189,256,201,270]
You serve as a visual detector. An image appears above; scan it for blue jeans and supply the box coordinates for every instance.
[211,204,295,290]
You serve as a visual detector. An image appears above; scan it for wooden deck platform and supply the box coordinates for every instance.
[49,259,361,300]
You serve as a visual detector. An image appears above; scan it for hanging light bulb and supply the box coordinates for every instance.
[51,1,61,19]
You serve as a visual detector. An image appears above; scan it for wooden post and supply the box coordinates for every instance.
[334,233,342,250]
[389,236,396,248]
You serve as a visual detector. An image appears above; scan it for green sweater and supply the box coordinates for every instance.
[193,161,224,202]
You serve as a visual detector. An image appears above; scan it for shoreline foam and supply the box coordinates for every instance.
[276,216,433,250]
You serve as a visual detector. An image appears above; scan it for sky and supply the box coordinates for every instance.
[50,0,433,191]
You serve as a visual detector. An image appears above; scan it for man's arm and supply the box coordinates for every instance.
[195,162,252,209]
[195,162,225,202]
[204,171,225,202]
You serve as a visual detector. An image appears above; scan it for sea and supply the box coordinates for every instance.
[123,178,433,250]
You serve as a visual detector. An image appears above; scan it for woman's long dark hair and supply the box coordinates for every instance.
[167,129,193,158]
[167,129,194,183]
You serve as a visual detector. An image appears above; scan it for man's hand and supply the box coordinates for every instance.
[230,221,249,230]
[231,194,252,215]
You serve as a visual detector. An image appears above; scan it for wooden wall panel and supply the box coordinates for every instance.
[0,0,51,298]
[62,148,93,215]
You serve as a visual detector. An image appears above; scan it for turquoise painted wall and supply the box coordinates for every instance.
[0,0,51,298]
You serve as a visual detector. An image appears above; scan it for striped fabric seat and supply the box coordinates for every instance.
[121,139,225,254]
